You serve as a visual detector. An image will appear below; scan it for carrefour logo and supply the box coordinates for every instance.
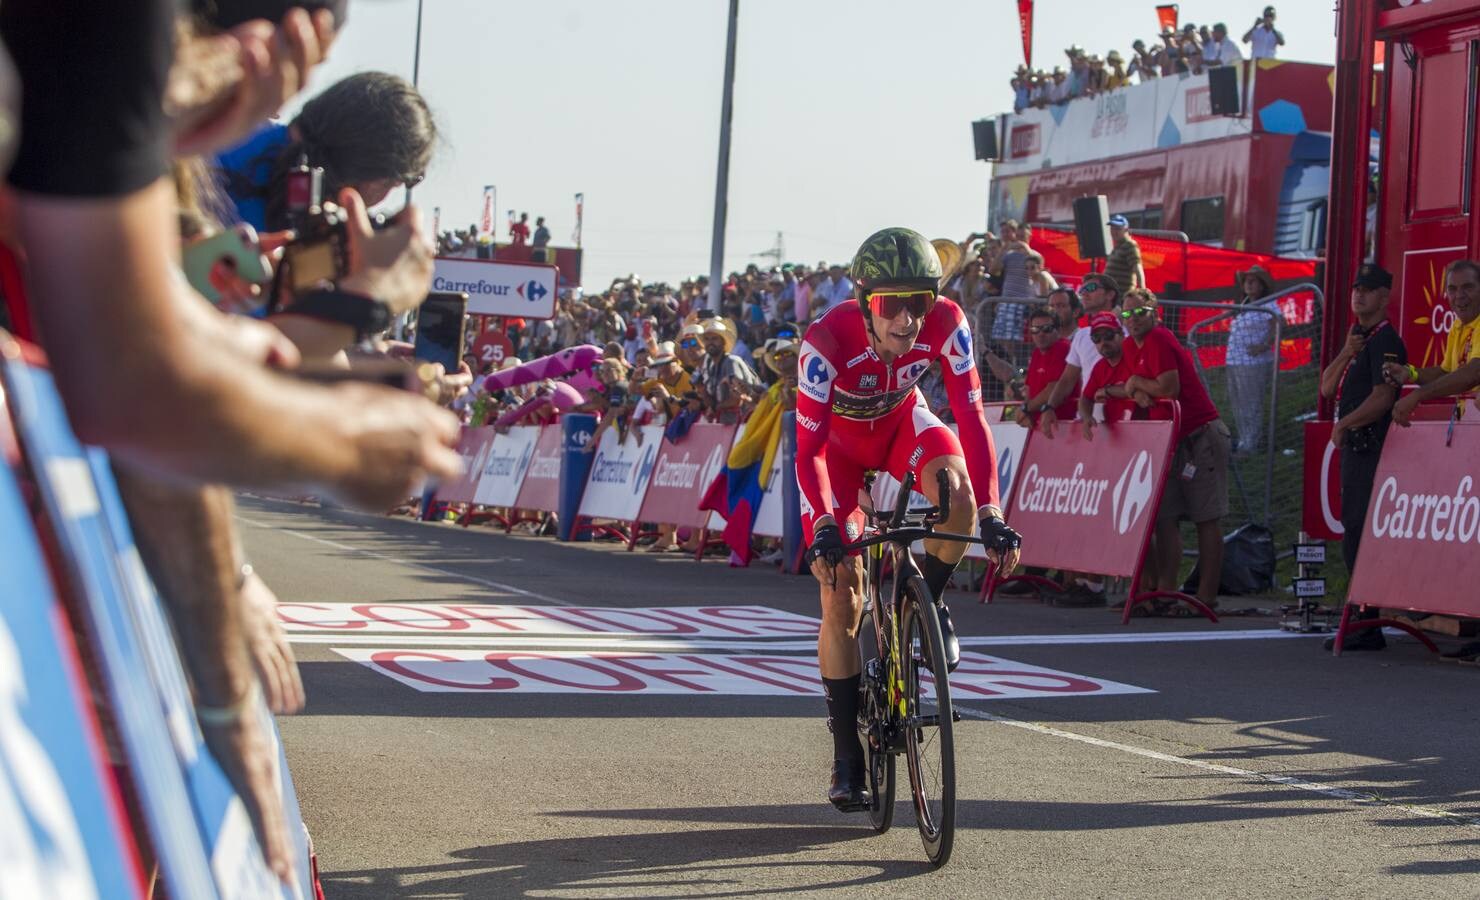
[432,275,510,296]
[517,280,548,303]
[797,340,835,403]
[997,446,1016,498]
[945,321,974,375]
[634,445,657,494]
[1111,450,1155,535]
[897,359,930,386]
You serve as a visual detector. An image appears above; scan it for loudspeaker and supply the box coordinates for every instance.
[972,119,999,161]
[1072,195,1112,259]
[1209,65,1240,116]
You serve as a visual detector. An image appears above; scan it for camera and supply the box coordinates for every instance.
[277,157,385,298]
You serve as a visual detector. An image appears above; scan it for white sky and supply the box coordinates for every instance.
[289,0,1340,287]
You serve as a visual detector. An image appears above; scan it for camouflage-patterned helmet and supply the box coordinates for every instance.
[850,227,943,293]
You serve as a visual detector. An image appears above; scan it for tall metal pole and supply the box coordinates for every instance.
[706,0,740,311]
[411,0,425,87]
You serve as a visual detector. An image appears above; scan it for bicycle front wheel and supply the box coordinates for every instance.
[900,576,956,867]
[857,607,896,833]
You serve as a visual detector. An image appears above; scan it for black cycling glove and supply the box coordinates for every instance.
[808,524,847,568]
[980,515,1022,554]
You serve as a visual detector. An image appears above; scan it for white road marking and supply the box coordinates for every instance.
[235,514,570,606]
[957,706,1480,828]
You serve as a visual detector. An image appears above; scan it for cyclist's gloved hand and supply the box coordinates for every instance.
[979,514,1022,554]
[808,524,847,568]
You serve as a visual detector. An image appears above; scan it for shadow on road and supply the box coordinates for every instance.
[319,825,911,899]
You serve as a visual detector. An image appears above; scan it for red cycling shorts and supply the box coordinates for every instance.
[802,400,964,549]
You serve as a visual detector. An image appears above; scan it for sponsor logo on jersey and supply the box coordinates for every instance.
[797,340,836,403]
[908,444,924,468]
[796,412,821,433]
[897,359,930,387]
[967,387,982,404]
[945,321,975,376]
[911,342,932,353]
[859,374,878,389]
[845,347,878,368]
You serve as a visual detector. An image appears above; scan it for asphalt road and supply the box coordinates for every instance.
[238,495,1480,899]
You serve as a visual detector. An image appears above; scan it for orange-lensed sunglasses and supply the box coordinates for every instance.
[867,289,937,320]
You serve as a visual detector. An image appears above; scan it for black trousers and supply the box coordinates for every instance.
[1340,446,1383,574]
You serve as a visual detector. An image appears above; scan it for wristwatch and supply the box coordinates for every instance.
[288,288,393,342]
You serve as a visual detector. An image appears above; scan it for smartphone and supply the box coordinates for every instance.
[413,291,469,372]
[183,224,270,309]
[203,0,349,30]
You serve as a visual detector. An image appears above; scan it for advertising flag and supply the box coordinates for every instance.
[573,192,584,246]
[1155,4,1179,35]
[480,185,494,236]
[432,205,441,236]
[1017,0,1033,68]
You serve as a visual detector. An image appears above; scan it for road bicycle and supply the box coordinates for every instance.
[848,469,981,868]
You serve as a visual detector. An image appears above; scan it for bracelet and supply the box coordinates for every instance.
[1406,364,1418,383]
[195,681,260,727]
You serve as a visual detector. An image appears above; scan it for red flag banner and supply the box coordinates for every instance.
[1155,4,1179,35]
[1017,0,1034,69]
[480,185,494,236]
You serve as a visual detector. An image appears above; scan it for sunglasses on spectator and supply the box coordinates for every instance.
[1091,330,1120,343]
[867,289,937,320]
[679,338,699,349]
[1119,306,1156,319]
[1077,283,1103,296]
[1029,323,1058,334]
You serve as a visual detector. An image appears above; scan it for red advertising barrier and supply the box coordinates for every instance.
[637,423,737,531]
[439,427,496,505]
[1301,422,1344,542]
[513,424,564,513]
[1336,419,1480,653]
[998,410,1217,622]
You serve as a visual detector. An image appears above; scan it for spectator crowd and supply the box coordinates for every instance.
[1012,6,1286,111]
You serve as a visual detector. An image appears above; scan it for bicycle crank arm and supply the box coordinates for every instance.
[904,711,964,730]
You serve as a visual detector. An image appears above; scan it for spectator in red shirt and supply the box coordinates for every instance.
[1078,311,1140,436]
[1120,288,1231,610]
[510,212,531,246]
[1018,307,1079,430]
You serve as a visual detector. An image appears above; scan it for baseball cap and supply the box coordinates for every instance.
[1354,263,1393,290]
[1108,214,1129,228]
[1088,312,1120,334]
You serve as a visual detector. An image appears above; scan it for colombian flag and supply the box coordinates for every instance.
[699,383,784,566]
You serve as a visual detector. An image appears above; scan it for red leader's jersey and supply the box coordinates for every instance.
[794,298,1000,530]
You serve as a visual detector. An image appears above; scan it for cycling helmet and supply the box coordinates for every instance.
[850,227,943,295]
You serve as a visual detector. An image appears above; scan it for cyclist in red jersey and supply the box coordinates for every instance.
[796,227,1022,811]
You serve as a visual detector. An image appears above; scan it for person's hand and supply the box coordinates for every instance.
[979,513,1022,574]
[337,189,435,317]
[217,313,302,371]
[807,523,847,587]
[199,710,296,884]
[1132,389,1153,408]
[1039,407,1058,438]
[1330,422,1347,449]
[171,9,337,157]
[1081,418,1096,442]
[1381,361,1411,387]
[1392,393,1419,427]
[238,570,304,715]
[1343,329,1367,359]
[328,385,463,509]
[1014,406,1032,428]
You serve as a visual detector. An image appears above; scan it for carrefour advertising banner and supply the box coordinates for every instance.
[432,257,558,319]
[1348,420,1480,619]
[1008,419,1176,578]
[577,426,664,522]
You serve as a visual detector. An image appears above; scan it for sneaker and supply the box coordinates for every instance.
[933,603,960,672]
[1051,585,1108,608]
[1324,629,1387,652]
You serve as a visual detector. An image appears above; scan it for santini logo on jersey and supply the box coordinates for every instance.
[944,321,975,376]
[797,341,836,403]
[796,412,821,433]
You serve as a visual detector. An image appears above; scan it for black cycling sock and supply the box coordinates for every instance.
[821,675,862,763]
[920,553,959,604]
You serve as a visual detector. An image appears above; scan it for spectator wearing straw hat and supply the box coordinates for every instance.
[762,336,801,410]
[694,317,760,424]
[1226,265,1281,454]
[1121,288,1230,612]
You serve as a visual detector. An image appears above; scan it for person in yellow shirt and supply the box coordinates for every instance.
[1386,259,1480,425]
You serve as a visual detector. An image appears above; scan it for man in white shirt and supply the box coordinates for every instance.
[1243,6,1284,60]
[1206,23,1243,66]
[814,263,854,313]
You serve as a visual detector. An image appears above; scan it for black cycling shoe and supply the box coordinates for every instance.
[935,603,961,672]
[828,758,871,812]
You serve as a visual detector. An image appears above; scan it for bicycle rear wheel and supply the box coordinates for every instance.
[899,576,956,867]
[857,607,896,833]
